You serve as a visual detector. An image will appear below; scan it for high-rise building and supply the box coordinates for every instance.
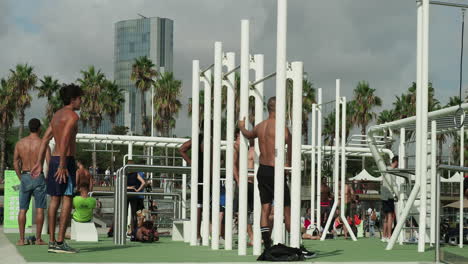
[79,16,173,135]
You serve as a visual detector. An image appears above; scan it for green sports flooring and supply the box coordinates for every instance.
[5,234,462,263]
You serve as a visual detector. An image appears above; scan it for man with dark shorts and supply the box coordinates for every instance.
[32,84,83,253]
[14,118,50,246]
[320,177,332,227]
[381,156,398,242]
[238,97,292,250]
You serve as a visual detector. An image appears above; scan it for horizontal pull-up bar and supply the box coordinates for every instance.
[200,63,214,75]
[250,72,276,87]
[430,1,468,9]
[223,65,241,78]
[439,164,468,173]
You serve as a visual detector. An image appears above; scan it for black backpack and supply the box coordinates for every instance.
[257,243,305,261]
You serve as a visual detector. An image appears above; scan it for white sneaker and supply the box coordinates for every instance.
[219,238,225,245]
[381,237,387,242]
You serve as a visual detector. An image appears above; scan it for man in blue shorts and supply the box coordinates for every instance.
[32,84,83,253]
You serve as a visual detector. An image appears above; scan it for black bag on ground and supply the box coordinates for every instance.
[257,243,305,261]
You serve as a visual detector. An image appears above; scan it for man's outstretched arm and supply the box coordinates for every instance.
[31,126,53,177]
[179,139,193,165]
[238,117,257,139]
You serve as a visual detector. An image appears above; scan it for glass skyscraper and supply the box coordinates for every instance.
[79,17,173,134]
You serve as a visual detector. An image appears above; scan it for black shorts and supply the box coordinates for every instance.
[464,178,468,194]
[233,182,254,213]
[257,164,291,206]
[382,199,395,214]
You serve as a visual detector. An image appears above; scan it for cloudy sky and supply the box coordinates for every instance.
[0,0,466,137]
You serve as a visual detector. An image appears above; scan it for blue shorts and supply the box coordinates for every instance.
[47,156,76,196]
[19,172,47,210]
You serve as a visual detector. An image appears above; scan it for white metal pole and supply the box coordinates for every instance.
[316,88,322,228]
[340,97,357,241]
[182,160,187,220]
[310,104,317,226]
[321,80,341,240]
[459,126,464,248]
[202,69,212,246]
[211,41,223,250]
[398,127,406,245]
[224,52,236,250]
[430,121,437,245]
[190,60,200,246]
[128,143,133,160]
[290,61,303,248]
[273,0,287,245]
[238,19,250,255]
[418,0,430,252]
[252,54,264,256]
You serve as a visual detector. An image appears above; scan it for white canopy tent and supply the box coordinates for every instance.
[440,172,463,183]
[349,169,382,182]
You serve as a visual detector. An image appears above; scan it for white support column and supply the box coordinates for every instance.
[238,19,250,255]
[430,121,437,245]
[273,0,288,245]
[459,126,464,248]
[182,159,187,219]
[397,127,406,245]
[190,60,200,246]
[211,42,223,250]
[340,97,357,241]
[290,61,303,248]
[223,52,236,250]
[418,0,430,252]
[252,54,264,256]
[310,104,317,226]
[321,80,341,241]
[316,88,322,228]
[128,142,133,160]
[202,69,212,246]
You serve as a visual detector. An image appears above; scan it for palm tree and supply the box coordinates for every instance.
[351,81,382,135]
[103,80,125,129]
[154,72,182,136]
[0,78,17,178]
[37,75,61,121]
[77,66,107,174]
[377,110,395,125]
[301,79,316,144]
[9,64,38,138]
[188,90,205,128]
[131,56,157,135]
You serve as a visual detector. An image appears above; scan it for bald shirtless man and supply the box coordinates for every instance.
[32,84,83,253]
[238,96,291,250]
[14,118,50,246]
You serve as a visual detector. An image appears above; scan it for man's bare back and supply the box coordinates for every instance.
[50,108,79,157]
[15,135,43,172]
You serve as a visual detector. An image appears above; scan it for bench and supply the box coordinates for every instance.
[71,219,98,242]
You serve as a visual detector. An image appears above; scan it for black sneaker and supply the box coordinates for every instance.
[53,241,79,254]
[264,239,272,250]
[300,245,316,259]
[48,241,58,253]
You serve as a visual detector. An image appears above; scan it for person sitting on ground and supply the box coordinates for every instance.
[72,183,96,223]
[131,216,159,243]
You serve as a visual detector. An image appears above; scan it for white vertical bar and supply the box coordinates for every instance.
[211,42,222,250]
[128,143,133,160]
[238,19,250,255]
[224,52,236,250]
[190,60,200,246]
[430,121,437,245]
[273,0,287,245]
[459,126,464,248]
[253,54,264,255]
[202,69,212,246]
[182,160,187,219]
[316,88,322,228]
[310,104,317,226]
[418,0,429,252]
[321,80,341,240]
[290,61,303,248]
[340,97,357,241]
[398,127,406,245]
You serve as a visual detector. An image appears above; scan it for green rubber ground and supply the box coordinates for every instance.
[6,234,445,263]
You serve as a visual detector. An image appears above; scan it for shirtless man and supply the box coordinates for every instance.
[238,97,291,249]
[14,118,50,246]
[320,177,332,227]
[234,131,256,245]
[32,84,83,253]
[76,160,93,192]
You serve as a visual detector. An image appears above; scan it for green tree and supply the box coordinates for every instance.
[77,66,107,175]
[301,79,316,144]
[131,56,157,135]
[103,80,125,130]
[0,79,17,178]
[154,72,182,136]
[9,64,38,139]
[351,81,382,135]
[37,75,61,121]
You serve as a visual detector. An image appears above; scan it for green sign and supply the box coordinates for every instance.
[4,170,32,229]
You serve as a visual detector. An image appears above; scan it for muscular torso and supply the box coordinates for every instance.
[16,135,42,171]
[51,108,78,156]
[256,119,276,166]
[247,146,255,169]
[320,184,330,203]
